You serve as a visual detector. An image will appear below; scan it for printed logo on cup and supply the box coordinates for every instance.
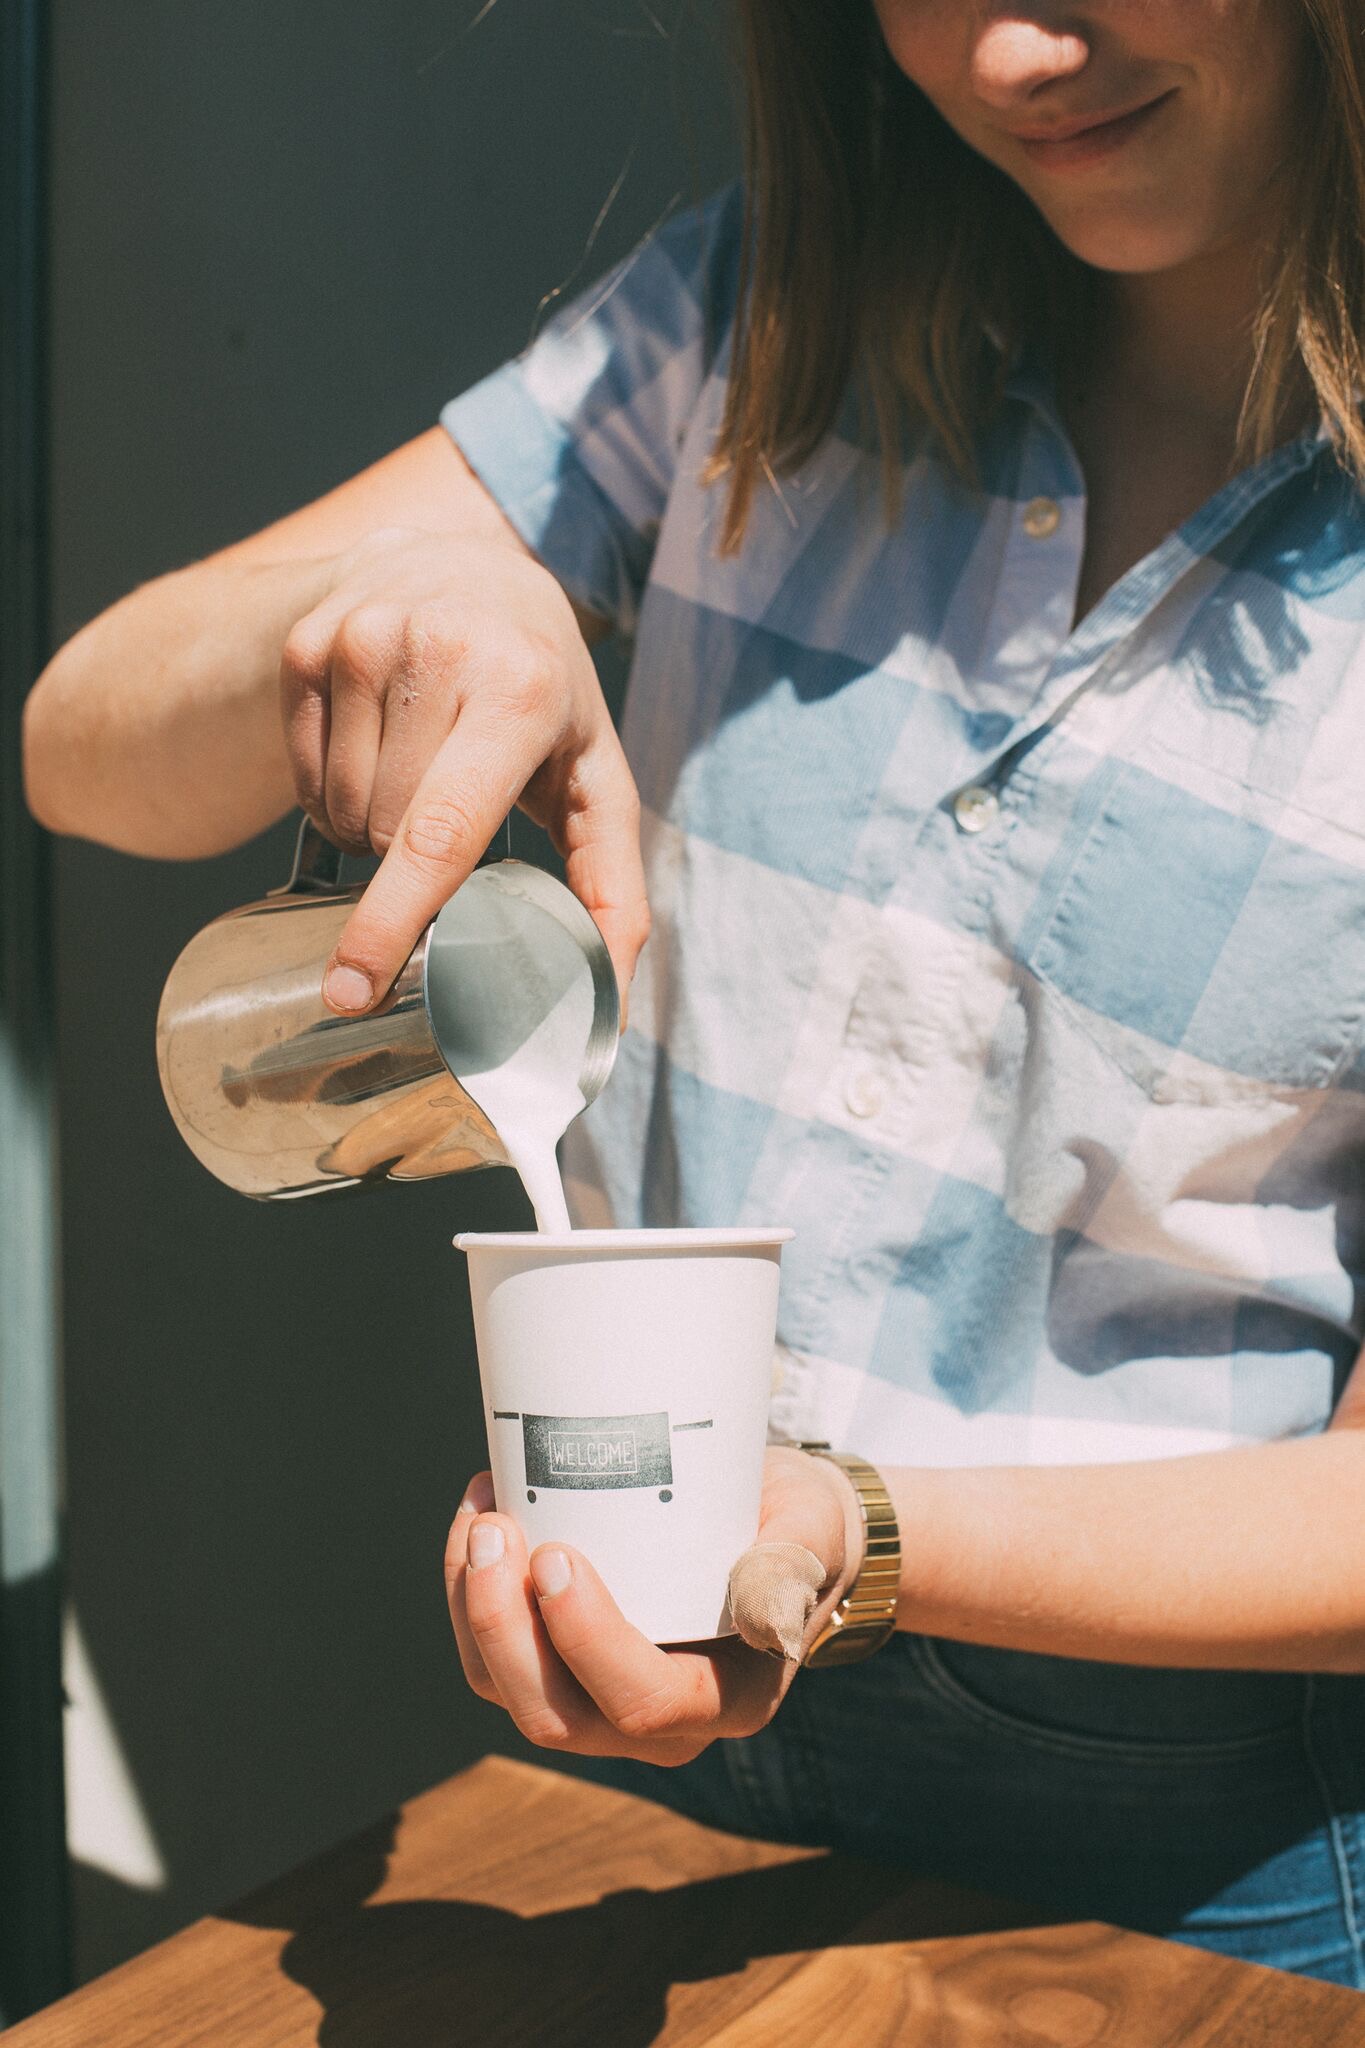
[522,1411,673,1491]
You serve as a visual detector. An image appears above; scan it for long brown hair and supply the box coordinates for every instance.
[708,1,1365,551]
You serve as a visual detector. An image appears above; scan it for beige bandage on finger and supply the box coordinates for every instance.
[727,1541,828,1662]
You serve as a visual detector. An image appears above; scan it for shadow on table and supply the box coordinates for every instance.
[225,1810,1057,2047]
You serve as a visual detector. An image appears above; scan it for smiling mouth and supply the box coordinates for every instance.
[1010,90,1177,171]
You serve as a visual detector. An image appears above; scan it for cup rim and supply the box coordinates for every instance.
[454,1226,794,1252]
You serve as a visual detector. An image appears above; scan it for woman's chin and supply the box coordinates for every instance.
[1042,209,1223,279]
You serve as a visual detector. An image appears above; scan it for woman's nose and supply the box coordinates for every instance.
[970,13,1090,107]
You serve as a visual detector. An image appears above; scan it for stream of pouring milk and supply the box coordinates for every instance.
[430,872,598,1233]
[461,1005,583,1232]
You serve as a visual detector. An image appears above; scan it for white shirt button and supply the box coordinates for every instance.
[1022,495,1061,539]
[843,1069,887,1119]
[953,784,1000,834]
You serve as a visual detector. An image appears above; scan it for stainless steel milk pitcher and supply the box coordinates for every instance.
[155,817,619,1198]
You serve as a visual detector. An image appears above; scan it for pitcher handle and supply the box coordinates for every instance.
[275,814,345,897]
[275,808,517,901]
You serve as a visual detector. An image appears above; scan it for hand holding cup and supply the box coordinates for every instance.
[444,1446,864,1763]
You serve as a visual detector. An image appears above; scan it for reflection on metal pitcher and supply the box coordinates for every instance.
[155,816,618,1199]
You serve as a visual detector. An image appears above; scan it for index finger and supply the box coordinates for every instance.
[320,711,540,1013]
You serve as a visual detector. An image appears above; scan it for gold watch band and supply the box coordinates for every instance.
[796,1444,900,1668]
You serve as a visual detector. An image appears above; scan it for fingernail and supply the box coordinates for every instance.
[323,963,373,1012]
[531,1548,571,1599]
[456,1496,477,1517]
[467,1522,504,1569]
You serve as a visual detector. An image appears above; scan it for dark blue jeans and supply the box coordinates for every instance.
[573,1635,1365,1989]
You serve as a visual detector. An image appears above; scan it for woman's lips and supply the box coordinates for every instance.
[1010,90,1176,172]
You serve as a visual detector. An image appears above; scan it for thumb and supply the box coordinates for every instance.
[727,1446,862,1661]
[726,1542,827,1662]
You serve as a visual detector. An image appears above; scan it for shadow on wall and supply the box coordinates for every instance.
[56,815,552,1981]
[58,689,639,1989]
[48,0,736,1984]
[0,1568,69,2021]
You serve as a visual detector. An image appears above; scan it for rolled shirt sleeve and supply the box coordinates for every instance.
[440,186,741,638]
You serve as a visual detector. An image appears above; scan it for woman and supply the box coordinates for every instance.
[25,2,1365,1985]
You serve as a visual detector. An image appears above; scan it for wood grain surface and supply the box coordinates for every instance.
[9,1756,1365,2046]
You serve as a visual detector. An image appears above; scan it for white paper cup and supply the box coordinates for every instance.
[454,1227,794,1644]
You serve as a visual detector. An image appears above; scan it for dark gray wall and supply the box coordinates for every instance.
[48,0,736,1979]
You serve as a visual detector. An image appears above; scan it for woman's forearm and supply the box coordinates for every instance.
[22,426,547,860]
[23,553,333,858]
[887,1390,1365,1672]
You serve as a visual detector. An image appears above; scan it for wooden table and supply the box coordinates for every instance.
[10,1756,1365,2045]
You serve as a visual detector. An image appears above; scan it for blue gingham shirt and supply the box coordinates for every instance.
[443,187,1365,1470]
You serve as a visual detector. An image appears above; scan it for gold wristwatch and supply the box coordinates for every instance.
[797,1444,901,1668]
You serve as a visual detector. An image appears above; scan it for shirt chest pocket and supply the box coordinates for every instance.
[1018,756,1365,1103]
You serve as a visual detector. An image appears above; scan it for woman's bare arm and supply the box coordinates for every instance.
[881,1342,1365,1672]
[438,1348,1365,1772]
[23,427,601,855]
[433,1344,1365,1774]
